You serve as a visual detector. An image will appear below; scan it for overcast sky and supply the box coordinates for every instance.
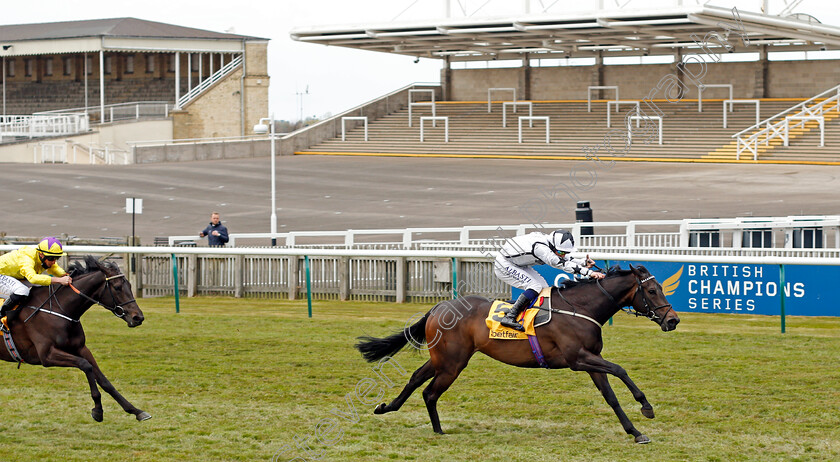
[3,0,839,121]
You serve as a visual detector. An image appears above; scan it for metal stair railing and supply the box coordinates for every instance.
[176,54,243,108]
[733,84,840,160]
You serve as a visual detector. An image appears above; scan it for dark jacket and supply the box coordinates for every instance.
[201,222,229,247]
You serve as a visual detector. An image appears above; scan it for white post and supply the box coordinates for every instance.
[175,52,180,108]
[2,57,5,117]
[99,50,105,124]
[187,53,192,94]
[270,113,277,246]
[84,53,89,115]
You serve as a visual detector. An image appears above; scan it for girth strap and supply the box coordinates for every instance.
[1,325,23,368]
[527,334,549,368]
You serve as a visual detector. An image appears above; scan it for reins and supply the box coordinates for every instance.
[23,273,132,323]
[69,273,132,319]
[537,272,673,327]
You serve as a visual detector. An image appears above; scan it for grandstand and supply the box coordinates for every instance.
[287,4,840,164]
[0,18,269,163]
[298,97,840,162]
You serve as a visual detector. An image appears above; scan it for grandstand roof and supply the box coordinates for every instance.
[291,5,840,61]
[0,18,267,56]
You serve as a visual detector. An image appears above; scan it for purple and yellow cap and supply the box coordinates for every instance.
[37,237,64,257]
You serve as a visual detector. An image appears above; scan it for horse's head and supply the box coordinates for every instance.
[629,264,679,332]
[69,256,145,328]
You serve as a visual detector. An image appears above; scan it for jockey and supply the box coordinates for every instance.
[493,229,605,332]
[0,237,73,325]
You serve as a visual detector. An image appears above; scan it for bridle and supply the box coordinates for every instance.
[68,273,134,319]
[593,273,672,324]
[625,275,673,323]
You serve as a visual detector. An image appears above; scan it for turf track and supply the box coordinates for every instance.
[1,297,838,461]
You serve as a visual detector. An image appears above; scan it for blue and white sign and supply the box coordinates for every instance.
[515,260,839,317]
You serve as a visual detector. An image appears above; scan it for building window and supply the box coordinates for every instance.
[126,55,134,74]
[63,57,73,75]
[104,56,112,74]
[169,54,175,72]
[146,54,155,73]
[86,55,93,75]
[25,59,33,77]
[44,58,53,76]
[6,59,14,77]
[191,54,199,71]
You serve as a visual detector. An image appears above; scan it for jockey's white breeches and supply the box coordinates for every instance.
[0,275,31,299]
[493,255,548,292]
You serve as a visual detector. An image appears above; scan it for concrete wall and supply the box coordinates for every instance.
[0,119,172,163]
[450,59,840,101]
[134,138,270,164]
[767,59,840,97]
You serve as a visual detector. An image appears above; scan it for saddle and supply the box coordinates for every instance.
[485,287,553,340]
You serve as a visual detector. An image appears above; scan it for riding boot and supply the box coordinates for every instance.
[500,290,537,332]
[0,293,26,321]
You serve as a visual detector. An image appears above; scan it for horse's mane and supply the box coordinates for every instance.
[558,264,633,291]
[67,255,120,277]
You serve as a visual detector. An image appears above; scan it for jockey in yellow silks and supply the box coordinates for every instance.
[0,237,73,323]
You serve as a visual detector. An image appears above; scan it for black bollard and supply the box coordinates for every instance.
[576,201,594,236]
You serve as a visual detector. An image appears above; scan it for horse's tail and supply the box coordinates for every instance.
[355,310,430,363]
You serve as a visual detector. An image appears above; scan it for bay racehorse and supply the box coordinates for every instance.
[356,264,678,443]
[0,255,150,422]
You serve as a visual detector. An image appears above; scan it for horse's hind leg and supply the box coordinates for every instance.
[374,360,434,415]
[40,347,105,421]
[588,372,649,444]
[79,347,151,421]
[422,351,472,434]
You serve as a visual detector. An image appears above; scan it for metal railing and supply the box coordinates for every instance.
[35,101,172,125]
[165,216,840,251]
[177,55,242,108]
[1,113,89,139]
[733,84,840,160]
[2,245,838,308]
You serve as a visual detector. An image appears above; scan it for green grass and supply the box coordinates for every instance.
[1,297,839,461]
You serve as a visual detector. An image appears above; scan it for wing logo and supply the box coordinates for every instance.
[661,266,683,296]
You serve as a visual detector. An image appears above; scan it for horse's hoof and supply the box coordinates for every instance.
[91,409,103,422]
[641,406,655,419]
[635,434,651,444]
[136,411,152,421]
[373,403,387,414]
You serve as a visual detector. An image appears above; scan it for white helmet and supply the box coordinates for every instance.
[551,229,575,253]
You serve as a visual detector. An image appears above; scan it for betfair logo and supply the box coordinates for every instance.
[662,265,683,296]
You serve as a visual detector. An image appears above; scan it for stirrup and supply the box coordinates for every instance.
[500,316,525,332]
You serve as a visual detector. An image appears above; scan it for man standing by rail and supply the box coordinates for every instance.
[199,212,229,247]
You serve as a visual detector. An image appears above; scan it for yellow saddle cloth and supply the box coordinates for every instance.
[485,287,551,340]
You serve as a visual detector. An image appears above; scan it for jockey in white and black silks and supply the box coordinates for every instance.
[493,229,605,332]
[0,237,72,324]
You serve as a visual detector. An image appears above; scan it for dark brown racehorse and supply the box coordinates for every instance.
[0,255,150,422]
[356,264,679,443]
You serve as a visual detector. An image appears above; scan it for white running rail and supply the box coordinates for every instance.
[177,54,243,108]
[36,101,171,124]
[0,113,89,139]
[733,84,840,160]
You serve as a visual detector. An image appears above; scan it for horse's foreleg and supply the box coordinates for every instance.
[40,347,104,422]
[588,371,650,444]
[573,352,654,420]
[79,346,151,421]
[374,360,434,415]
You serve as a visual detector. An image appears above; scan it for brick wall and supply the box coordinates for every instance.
[449,59,840,101]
